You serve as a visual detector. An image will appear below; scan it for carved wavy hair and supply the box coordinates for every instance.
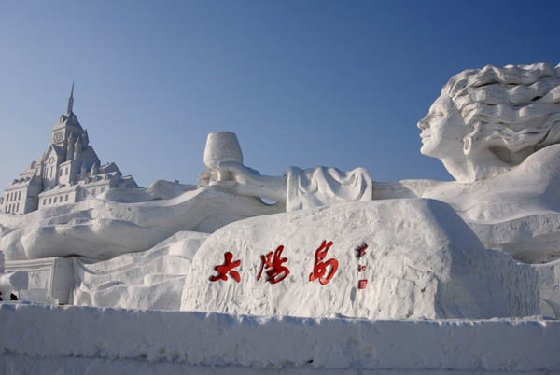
[444,63,560,164]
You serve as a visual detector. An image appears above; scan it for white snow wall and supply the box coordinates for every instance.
[0,303,559,374]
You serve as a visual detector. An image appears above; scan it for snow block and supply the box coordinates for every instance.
[1,304,559,373]
[181,199,538,319]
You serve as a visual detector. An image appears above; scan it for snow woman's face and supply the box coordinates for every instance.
[417,93,466,160]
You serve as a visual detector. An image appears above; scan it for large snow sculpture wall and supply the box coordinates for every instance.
[181,199,538,319]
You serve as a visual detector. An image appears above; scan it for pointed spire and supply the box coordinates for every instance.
[67,82,75,114]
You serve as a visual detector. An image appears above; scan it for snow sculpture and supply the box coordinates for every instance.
[203,132,244,171]
[217,63,560,262]
[180,199,538,319]
[418,62,560,182]
[2,63,560,318]
[199,132,246,187]
[219,63,560,207]
[1,84,138,216]
[286,166,372,211]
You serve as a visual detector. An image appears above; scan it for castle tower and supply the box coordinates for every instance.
[51,83,84,147]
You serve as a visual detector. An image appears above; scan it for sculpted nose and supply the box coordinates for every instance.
[417,118,428,130]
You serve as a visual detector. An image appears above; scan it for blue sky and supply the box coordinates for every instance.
[1,0,559,188]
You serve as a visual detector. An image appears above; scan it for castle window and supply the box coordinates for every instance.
[48,198,52,204]
[65,194,69,201]
[43,199,47,205]
[92,188,96,196]
[16,203,19,212]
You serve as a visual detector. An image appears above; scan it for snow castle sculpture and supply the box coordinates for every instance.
[0,84,137,216]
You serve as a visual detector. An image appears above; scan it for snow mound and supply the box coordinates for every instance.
[73,230,208,311]
[181,199,538,319]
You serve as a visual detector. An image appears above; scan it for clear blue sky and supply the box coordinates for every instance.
[1,0,558,188]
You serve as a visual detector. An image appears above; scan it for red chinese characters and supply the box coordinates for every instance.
[355,242,369,289]
[209,251,242,283]
[258,245,290,284]
[309,240,339,285]
[356,243,368,258]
